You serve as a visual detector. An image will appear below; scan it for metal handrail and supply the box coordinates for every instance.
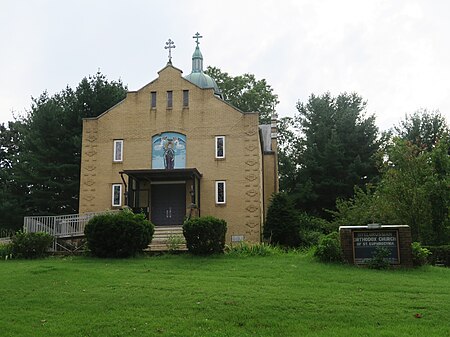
[23,211,118,238]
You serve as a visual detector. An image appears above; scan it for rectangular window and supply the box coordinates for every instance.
[113,140,123,162]
[183,90,189,107]
[215,136,225,159]
[215,181,226,204]
[112,184,122,207]
[167,91,173,108]
[151,91,156,108]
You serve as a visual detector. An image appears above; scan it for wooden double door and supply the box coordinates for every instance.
[151,183,186,226]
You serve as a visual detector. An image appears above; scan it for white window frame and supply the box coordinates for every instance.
[215,136,225,159]
[113,140,123,162]
[112,184,122,207]
[215,181,226,204]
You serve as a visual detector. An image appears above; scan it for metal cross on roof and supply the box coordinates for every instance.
[193,32,203,46]
[165,39,176,63]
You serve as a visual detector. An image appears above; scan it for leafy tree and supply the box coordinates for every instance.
[379,139,436,242]
[393,109,449,152]
[292,92,380,218]
[277,116,301,192]
[332,137,450,245]
[205,66,279,124]
[15,72,127,216]
[331,185,394,227]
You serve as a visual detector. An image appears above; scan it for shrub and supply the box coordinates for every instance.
[10,231,54,259]
[0,242,13,260]
[183,216,226,255]
[264,193,300,247]
[166,234,186,253]
[368,247,391,270]
[225,242,283,257]
[297,213,332,248]
[424,245,450,267]
[84,210,154,258]
[299,230,324,248]
[314,232,343,263]
[411,242,432,267]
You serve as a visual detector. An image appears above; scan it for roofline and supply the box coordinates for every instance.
[83,63,261,120]
[158,63,184,75]
[83,98,126,120]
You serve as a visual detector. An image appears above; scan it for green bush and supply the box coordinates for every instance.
[225,242,283,257]
[411,242,432,267]
[299,230,324,248]
[424,245,450,266]
[84,210,154,258]
[183,216,226,255]
[0,242,13,260]
[264,193,301,247]
[314,232,343,263]
[368,247,391,270]
[10,231,54,259]
[166,234,186,254]
[297,213,332,248]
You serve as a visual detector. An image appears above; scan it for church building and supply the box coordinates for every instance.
[79,34,278,243]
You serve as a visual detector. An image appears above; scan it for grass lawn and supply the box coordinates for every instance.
[0,253,449,337]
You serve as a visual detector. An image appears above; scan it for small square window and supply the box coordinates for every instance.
[215,136,225,159]
[112,184,122,207]
[183,90,189,107]
[215,181,226,204]
[167,91,173,108]
[113,140,123,162]
[151,91,156,108]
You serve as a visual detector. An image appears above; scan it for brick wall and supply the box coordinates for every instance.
[79,64,277,243]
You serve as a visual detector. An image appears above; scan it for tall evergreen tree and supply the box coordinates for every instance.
[292,92,380,218]
[16,72,127,216]
[0,121,25,230]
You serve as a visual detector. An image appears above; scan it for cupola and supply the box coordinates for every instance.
[184,32,222,98]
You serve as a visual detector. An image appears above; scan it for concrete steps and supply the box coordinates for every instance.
[148,225,187,252]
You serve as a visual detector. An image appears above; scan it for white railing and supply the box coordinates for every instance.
[23,211,118,238]
[0,228,14,241]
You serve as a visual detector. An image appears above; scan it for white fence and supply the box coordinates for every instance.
[23,211,117,238]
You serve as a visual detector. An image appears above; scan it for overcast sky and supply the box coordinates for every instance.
[1,0,449,130]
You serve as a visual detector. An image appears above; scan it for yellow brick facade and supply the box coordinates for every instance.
[79,64,278,243]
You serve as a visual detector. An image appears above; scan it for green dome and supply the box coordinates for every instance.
[184,43,222,97]
[185,72,221,95]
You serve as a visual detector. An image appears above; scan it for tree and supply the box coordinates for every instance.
[15,72,127,216]
[277,116,301,192]
[292,92,380,218]
[332,137,450,245]
[393,109,449,152]
[0,121,26,230]
[205,66,279,124]
[263,193,301,247]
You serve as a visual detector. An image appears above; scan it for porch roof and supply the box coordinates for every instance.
[120,168,202,181]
